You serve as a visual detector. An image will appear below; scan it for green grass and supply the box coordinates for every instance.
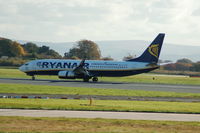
[0,116,200,133]
[0,66,19,69]
[1,99,200,113]
[1,68,200,85]
[102,74,200,85]
[0,68,59,79]
[1,83,200,98]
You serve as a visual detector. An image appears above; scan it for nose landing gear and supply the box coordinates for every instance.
[32,76,35,80]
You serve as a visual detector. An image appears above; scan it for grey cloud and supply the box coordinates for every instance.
[192,8,200,16]
[151,0,175,9]
[4,2,107,25]
[0,0,200,45]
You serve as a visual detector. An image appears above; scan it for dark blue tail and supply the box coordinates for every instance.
[127,33,165,63]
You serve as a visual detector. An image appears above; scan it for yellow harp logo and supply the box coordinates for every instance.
[148,44,159,58]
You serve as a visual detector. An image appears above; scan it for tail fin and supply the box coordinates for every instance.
[127,33,165,63]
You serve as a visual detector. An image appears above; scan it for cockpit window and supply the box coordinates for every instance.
[25,63,29,66]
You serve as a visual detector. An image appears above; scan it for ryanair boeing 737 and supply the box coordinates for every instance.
[19,33,165,82]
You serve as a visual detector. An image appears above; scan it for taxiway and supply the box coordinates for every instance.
[0,78,199,93]
[1,109,200,121]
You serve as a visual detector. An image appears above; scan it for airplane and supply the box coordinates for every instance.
[19,33,165,82]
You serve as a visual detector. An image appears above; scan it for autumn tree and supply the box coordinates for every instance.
[175,62,192,71]
[191,62,200,72]
[23,42,38,53]
[123,53,135,61]
[0,39,12,57]
[11,41,26,57]
[38,46,49,54]
[64,40,101,60]
[177,58,193,63]
[23,43,61,59]
[101,56,114,61]
[163,63,176,70]
[0,39,25,57]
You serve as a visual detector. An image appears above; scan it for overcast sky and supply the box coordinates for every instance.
[0,0,200,46]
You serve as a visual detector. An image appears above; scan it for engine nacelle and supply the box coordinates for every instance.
[58,71,76,79]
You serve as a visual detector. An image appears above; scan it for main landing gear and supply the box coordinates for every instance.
[92,77,98,82]
[83,77,98,82]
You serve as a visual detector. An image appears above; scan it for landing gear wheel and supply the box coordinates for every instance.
[83,78,89,82]
[92,77,98,82]
[32,76,35,80]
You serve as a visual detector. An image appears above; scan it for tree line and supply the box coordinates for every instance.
[0,38,61,59]
[0,37,61,66]
[0,38,113,66]
[162,58,200,72]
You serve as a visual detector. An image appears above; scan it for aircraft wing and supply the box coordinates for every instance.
[159,62,174,66]
[73,59,90,77]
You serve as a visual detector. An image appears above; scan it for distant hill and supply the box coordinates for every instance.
[17,40,200,62]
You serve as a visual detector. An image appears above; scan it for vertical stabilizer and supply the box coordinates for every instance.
[127,33,165,63]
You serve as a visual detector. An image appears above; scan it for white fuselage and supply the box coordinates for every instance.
[20,59,147,72]
[19,59,157,77]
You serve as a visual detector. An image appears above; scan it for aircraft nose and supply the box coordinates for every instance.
[19,65,25,72]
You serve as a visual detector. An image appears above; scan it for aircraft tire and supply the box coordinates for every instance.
[92,77,98,82]
[32,76,35,80]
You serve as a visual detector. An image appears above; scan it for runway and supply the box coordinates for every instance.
[0,78,200,93]
[1,109,200,122]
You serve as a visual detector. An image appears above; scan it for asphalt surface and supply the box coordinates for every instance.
[0,78,200,93]
[1,109,200,121]
[1,93,200,102]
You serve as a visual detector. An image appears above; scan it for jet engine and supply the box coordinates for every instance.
[58,71,76,79]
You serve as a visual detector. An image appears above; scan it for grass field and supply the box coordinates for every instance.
[0,68,200,85]
[1,83,200,98]
[0,68,58,79]
[0,116,200,133]
[1,99,200,113]
[1,68,200,132]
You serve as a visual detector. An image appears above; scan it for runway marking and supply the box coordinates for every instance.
[0,109,200,122]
